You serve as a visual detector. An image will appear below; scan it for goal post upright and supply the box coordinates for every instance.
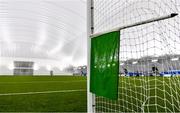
[87,0,95,112]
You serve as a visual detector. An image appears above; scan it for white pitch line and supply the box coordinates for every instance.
[0,80,86,84]
[0,89,86,96]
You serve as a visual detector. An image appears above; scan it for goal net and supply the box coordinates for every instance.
[88,0,180,112]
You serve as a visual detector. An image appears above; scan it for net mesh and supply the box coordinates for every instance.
[93,0,180,112]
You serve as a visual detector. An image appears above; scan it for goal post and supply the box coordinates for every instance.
[91,13,178,38]
[87,0,95,112]
[87,0,180,112]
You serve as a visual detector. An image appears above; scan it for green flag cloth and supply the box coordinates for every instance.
[90,31,120,100]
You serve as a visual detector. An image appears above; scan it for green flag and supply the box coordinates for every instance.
[90,31,120,100]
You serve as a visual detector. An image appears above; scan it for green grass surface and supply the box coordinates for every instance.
[2,76,180,112]
[0,76,87,112]
[96,77,180,112]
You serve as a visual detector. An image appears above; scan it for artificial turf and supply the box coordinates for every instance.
[1,76,180,112]
[0,76,87,112]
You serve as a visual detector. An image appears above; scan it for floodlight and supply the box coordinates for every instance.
[152,59,158,62]
[8,64,14,70]
[46,65,52,71]
[171,58,179,61]
[120,63,124,66]
[33,64,39,70]
[132,61,138,64]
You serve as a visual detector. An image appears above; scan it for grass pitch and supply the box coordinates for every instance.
[0,76,87,112]
[2,76,180,112]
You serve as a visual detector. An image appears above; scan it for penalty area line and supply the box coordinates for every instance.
[0,89,86,96]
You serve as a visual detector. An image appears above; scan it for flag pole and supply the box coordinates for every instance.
[91,13,178,38]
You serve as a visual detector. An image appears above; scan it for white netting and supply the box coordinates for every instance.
[92,0,180,112]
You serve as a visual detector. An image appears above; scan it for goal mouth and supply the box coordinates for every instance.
[88,0,180,112]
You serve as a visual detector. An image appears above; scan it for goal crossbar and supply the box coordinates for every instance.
[90,13,178,38]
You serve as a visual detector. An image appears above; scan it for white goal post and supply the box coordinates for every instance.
[91,13,178,38]
[87,0,95,112]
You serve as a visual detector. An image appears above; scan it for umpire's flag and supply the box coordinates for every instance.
[90,31,120,100]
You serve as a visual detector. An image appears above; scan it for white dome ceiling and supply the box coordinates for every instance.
[0,0,87,67]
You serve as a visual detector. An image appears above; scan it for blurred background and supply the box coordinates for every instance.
[0,0,87,75]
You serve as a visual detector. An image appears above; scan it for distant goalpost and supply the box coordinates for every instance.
[87,0,180,112]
